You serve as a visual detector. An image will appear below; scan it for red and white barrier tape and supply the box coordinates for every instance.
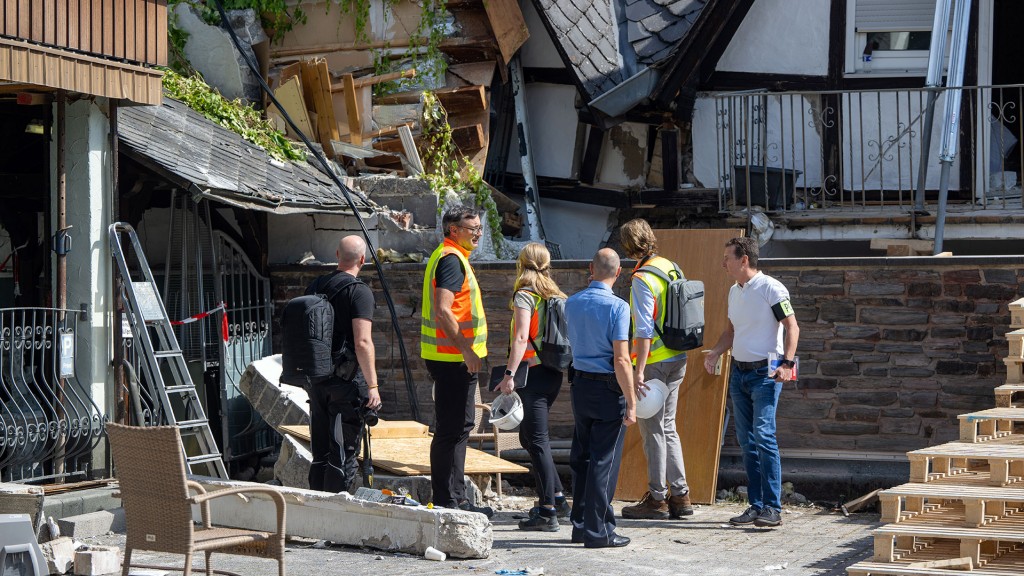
[171,302,229,342]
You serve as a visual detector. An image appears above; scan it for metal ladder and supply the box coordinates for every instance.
[110,222,228,479]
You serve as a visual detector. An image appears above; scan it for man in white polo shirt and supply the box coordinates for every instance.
[704,237,799,528]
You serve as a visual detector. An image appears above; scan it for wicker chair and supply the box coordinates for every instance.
[106,423,286,576]
[469,385,523,497]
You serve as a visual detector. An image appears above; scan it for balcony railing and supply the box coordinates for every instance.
[0,0,167,67]
[709,84,1024,213]
[0,307,105,483]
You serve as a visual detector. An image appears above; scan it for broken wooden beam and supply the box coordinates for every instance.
[330,68,416,92]
[373,124,485,155]
[376,85,487,112]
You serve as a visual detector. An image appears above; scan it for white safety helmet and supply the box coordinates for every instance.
[489,392,524,431]
[634,378,668,419]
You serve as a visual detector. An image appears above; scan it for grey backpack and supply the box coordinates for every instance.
[634,263,705,351]
[529,295,573,370]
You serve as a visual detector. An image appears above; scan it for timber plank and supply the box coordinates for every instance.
[373,124,485,155]
[376,85,486,112]
[480,0,529,65]
[616,229,744,504]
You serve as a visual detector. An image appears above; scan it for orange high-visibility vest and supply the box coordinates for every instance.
[420,239,488,361]
[510,290,542,364]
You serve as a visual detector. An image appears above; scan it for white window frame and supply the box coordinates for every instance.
[845,0,949,76]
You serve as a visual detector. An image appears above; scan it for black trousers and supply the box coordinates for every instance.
[569,374,626,546]
[426,359,477,507]
[518,364,564,508]
[307,371,366,493]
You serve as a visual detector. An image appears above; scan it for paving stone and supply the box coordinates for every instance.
[58,509,125,538]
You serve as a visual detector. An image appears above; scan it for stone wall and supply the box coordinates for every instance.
[270,256,1024,456]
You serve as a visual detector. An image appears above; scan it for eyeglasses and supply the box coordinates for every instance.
[459,225,484,235]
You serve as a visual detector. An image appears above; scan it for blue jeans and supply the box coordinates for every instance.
[729,365,783,511]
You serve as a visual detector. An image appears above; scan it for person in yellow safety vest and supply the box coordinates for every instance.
[420,206,492,517]
[618,218,694,521]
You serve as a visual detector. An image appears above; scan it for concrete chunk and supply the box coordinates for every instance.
[57,508,125,538]
[40,536,76,575]
[192,477,491,558]
[74,546,121,576]
[0,482,44,529]
[238,355,310,429]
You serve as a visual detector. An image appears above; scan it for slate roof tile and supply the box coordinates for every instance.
[118,96,365,213]
[625,0,659,22]
[534,0,707,100]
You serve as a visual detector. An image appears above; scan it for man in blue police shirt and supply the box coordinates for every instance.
[564,248,637,548]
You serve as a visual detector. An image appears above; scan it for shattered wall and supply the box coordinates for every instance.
[272,256,1024,457]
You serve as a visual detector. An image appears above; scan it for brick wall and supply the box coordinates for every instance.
[270,256,1024,455]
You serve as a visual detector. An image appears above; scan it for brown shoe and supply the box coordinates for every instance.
[621,492,669,520]
[669,492,693,518]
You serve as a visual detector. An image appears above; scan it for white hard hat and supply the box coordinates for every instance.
[635,378,668,419]
[489,392,524,431]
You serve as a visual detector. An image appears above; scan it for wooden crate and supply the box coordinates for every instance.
[958,408,1024,442]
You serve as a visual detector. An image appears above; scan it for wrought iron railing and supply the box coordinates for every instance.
[0,307,105,483]
[709,84,1024,213]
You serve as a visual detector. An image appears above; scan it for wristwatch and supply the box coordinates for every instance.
[504,368,514,377]
[779,359,795,368]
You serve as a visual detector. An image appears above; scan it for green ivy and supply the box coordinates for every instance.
[421,92,506,256]
[169,0,306,43]
[161,69,306,162]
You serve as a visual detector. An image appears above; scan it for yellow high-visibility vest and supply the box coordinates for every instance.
[420,240,488,361]
[631,255,685,365]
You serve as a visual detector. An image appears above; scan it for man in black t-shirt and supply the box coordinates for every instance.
[306,235,381,493]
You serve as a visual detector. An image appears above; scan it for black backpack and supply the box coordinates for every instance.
[633,261,705,352]
[529,295,573,371]
[280,274,362,387]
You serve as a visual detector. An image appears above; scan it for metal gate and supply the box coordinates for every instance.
[157,194,276,469]
[0,307,104,482]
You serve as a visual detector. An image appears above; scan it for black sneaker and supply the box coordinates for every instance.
[519,510,559,532]
[458,500,494,519]
[729,505,761,525]
[753,507,782,528]
[555,496,572,518]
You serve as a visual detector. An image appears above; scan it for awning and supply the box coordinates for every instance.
[117,96,373,215]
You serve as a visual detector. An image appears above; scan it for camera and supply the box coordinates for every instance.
[359,405,379,427]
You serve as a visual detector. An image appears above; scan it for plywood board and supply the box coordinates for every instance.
[273,76,316,140]
[615,228,744,505]
[281,420,430,441]
[370,437,528,476]
[480,0,529,64]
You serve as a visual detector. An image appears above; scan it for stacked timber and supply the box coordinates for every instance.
[847,297,1024,576]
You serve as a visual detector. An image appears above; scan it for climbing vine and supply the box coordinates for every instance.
[420,92,506,256]
[161,69,306,162]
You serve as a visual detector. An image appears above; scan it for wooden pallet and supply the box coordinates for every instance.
[959,409,1024,442]
[1011,297,1024,330]
[880,482,1024,526]
[908,442,1024,485]
[1008,329,1024,359]
[996,384,1024,409]
[872,507,1024,565]
[1004,358,1024,385]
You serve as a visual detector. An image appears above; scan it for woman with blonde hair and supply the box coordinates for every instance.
[498,242,571,531]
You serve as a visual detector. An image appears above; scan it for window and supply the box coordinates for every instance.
[846,0,947,75]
